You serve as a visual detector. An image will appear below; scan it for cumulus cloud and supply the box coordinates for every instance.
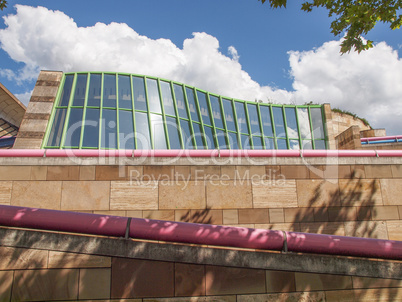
[1,5,402,134]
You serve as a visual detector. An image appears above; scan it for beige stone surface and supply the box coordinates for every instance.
[191,166,220,180]
[0,166,31,180]
[12,138,43,149]
[255,223,301,232]
[352,276,402,289]
[391,165,402,178]
[11,181,62,209]
[284,207,315,223]
[47,166,80,180]
[79,166,96,180]
[147,296,236,302]
[48,251,111,268]
[26,101,54,114]
[61,181,110,211]
[344,221,388,239]
[79,268,111,300]
[0,270,13,302]
[223,209,238,225]
[387,221,402,241]
[253,180,297,208]
[207,181,252,209]
[381,179,402,206]
[159,181,206,210]
[19,118,48,133]
[0,247,48,270]
[266,270,295,293]
[339,179,383,206]
[30,166,47,180]
[110,181,158,210]
[372,206,400,221]
[143,210,175,221]
[299,222,345,236]
[297,179,339,207]
[0,181,12,205]
[31,85,59,97]
[364,165,393,179]
[269,208,284,223]
[295,272,353,291]
[237,292,326,302]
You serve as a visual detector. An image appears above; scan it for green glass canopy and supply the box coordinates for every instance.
[43,72,327,150]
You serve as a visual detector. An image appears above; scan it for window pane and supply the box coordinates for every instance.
[302,140,313,150]
[101,109,117,149]
[260,106,273,137]
[166,116,181,149]
[133,77,147,111]
[285,107,299,139]
[87,74,102,107]
[147,79,162,114]
[118,75,132,110]
[135,112,151,149]
[197,91,212,126]
[160,81,176,116]
[72,74,87,107]
[215,129,227,149]
[59,75,74,106]
[252,136,263,150]
[297,108,312,139]
[311,108,325,139]
[235,102,248,134]
[103,74,116,108]
[204,126,215,149]
[150,114,167,149]
[241,134,251,149]
[180,120,194,149]
[186,88,199,122]
[314,140,326,149]
[222,99,236,132]
[264,137,275,150]
[289,139,300,150]
[82,108,99,148]
[210,96,224,129]
[65,108,83,147]
[247,104,261,135]
[173,84,188,119]
[192,123,205,149]
[227,132,239,149]
[47,108,67,147]
[276,138,287,149]
[273,107,285,138]
[119,110,134,149]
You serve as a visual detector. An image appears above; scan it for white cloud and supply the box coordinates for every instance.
[14,90,32,106]
[1,5,402,135]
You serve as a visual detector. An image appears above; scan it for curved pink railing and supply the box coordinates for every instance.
[0,205,401,260]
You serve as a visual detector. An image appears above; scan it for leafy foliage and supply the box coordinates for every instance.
[259,0,402,53]
[332,107,371,127]
[0,0,7,11]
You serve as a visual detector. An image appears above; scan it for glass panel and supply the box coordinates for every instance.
[235,102,248,134]
[72,74,87,107]
[133,77,147,111]
[311,108,325,139]
[173,84,188,119]
[241,134,251,149]
[118,75,132,110]
[101,109,117,149]
[314,140,326,149]
[197,91,212,126]
[47,109,67,147]
[264,137,275,150]
[227,132,239,149]
[186,87,199,122]
[289,139,300,150]
[160,81,176,116]
[118,110,134,149]
[65,108,83,147]
[103,74,116,108]
[166,116,181,149]
[297,108,312,139]
[260,106,273,137]
[150,114,167,149]
[215,129,227,149]
[276,138,287,149]
[82,108,100,148]
[146,79,162,114]
[222,99,236,132]
[285,107,299,139]
[180,120,194,149]
[204,126,215,149]
[192,123,204,149]
[252,136,263,150]
[302,140,313,150]
[135,112,151,149]
[247,104,261,135]
[87,74,102,107]
[210,96,224,129]
[272,107,285,138]
[59,75,74,106]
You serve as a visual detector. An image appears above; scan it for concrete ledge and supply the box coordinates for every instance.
[1,227,401,279]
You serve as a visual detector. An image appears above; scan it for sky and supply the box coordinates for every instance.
[0,0,401,134]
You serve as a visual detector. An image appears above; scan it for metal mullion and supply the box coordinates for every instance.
[308,107,316,149]
[193,89,207,149]
[182,86,197,149]
[256,103,266,149]
[42,73,66,148]
[282,105,290,149]
[232,99,241,149]
[170,81,184,149]
[98,73,105,149]
[130,75,137,150]
[294,106,303,150]
[143,76,154,149]
[218,96,229,148]
[270,105,278,149]
[206,92,218,149]
[320,105,329,149]
[157,79,170,149]
[243,102,253,149]
[60,73,78,148]
[78,72,90,149]
[115,73,120,149]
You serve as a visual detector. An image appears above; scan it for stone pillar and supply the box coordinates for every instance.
[323,103,336,150]
[13,71,63,149]
[335,126,362,150]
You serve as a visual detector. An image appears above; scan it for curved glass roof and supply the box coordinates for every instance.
[44,72,327,150]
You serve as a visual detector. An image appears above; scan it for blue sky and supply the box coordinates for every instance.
[0,0,401,134]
